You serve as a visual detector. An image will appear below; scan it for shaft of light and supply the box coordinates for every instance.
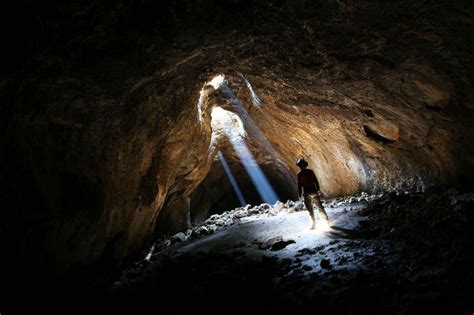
[220,83,282,161]
[229,137,279,205]
[237,72,262,106]
[206,73,280,205]
[211,106,279,205]
[218,151,247,207]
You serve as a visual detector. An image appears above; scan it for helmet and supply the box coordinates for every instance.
[296,158,308,168]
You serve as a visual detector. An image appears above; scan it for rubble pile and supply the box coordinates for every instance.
[145,193,384,258]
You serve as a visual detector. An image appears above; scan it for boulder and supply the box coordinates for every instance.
[171,232,187,244]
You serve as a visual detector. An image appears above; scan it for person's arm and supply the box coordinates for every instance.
[297,173,303,198]
[311,171,321,193]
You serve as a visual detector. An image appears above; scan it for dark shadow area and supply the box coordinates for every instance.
[328,225,363,239]
[3,191,474,315]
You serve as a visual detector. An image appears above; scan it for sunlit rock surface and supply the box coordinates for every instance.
[1,0,473,282]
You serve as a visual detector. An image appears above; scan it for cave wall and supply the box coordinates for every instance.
[1,0,473,282]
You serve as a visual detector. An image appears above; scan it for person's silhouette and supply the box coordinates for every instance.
[296,158,330,229]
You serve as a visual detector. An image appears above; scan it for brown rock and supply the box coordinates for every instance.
[363,123,400,142]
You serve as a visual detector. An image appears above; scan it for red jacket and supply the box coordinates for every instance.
[297,169,320,196]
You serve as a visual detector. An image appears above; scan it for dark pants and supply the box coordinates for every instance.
[303,193,329,223]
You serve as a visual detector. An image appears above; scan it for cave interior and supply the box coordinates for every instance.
[1,0,474,313]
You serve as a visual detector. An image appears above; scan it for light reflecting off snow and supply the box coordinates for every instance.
[218,151,247,207]
[211,106,278,205]
[237,72,262,106]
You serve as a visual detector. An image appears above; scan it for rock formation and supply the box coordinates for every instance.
[1,0,473,282]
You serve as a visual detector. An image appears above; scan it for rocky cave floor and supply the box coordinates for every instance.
[102,191,474,314]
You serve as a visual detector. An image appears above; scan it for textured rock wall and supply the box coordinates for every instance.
[1,0,473,281]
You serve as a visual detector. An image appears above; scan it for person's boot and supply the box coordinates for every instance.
[320,210,330,226]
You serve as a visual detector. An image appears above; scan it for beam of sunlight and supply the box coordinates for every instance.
[211,106,279,205]
[218,81,294,187]
[237,72,262,106]
[199,73,279,163]
[218,151,247,207]
[219,82,284,163]
[231,137,278,204]
[211,105,246,148]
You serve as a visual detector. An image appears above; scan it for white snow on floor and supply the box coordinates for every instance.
[174,202,368,273]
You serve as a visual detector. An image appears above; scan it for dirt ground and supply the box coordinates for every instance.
[106,191,474,314]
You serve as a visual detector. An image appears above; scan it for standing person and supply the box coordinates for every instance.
[296,158,330,230]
